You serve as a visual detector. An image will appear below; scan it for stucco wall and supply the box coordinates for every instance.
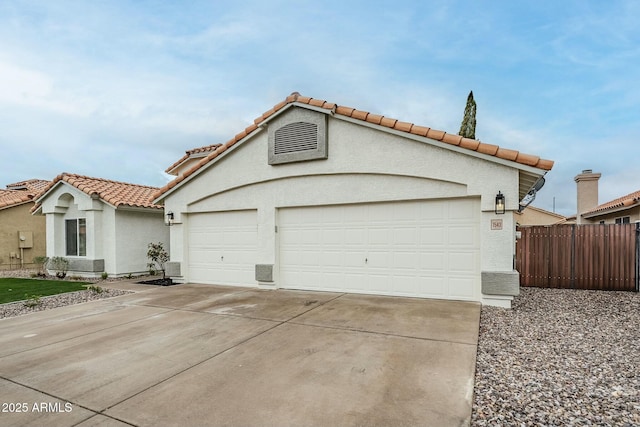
[115,209,169,276]
[0,203,47,270]
[164,108,533,304]
[515,207,566,226]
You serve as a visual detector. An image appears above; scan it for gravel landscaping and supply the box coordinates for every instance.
[472,287,640,426]
[3,268,638,425]
[0,269,132,319]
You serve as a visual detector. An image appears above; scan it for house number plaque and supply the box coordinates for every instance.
[491,219,503,230]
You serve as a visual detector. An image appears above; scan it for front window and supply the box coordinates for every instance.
[615,216,630,224]
[66,218,86,256]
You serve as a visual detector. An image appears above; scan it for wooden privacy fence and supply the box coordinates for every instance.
[516,223,640,291]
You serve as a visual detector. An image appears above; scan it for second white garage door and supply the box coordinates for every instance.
[188,210,257,286]
[278,198,480,301]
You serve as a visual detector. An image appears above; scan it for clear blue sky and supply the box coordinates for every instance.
[1,1,638,216]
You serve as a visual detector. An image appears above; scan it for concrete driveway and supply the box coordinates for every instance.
[0,283,480,427]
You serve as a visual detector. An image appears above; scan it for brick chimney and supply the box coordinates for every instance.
[574,169,601,224]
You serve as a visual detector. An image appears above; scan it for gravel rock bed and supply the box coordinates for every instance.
[0,269,133,319]
[0,288,131,319]
[472,287,640,426]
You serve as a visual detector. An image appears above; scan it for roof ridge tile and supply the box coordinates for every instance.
[33,172,163,212]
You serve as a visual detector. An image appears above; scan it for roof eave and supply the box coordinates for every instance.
[582,202,639,219]
[116,204,164,213]
[154,126,265,204]
[0,199,34,211]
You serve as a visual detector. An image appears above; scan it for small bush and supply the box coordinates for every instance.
[33,256,49,277]
[87,285,104,294]
[23,294,42,308]
[147,242,169,279]
[49,256,70,279]
[101,272,108,280]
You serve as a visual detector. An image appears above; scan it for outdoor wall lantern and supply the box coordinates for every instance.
[495,192,506,214]
[165,211,174,226]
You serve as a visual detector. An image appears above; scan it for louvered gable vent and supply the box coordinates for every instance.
[274,122,318,154]
[268,107,328,165]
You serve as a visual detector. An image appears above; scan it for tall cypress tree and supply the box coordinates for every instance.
[458,91,477,139]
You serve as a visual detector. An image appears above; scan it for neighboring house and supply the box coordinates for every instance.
[575,169,640,224]
[32,173,169,278]
[515,205,568,226]
[154,92,554,308]
[0,179,50,270]
[165,143,222,177]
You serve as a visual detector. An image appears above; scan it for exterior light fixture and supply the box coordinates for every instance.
[495,192,506,214]
[165,211,174,226]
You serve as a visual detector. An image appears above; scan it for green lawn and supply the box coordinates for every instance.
[0,278,90,304]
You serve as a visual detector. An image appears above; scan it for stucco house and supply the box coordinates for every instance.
[0,179,49,270]
[515,205,568,226]
[154,92,554,308]
[575,169,640,224]
[33,173,169,278]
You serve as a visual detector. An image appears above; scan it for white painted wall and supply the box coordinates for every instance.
[163,107,536,304]
[115,209,169,276]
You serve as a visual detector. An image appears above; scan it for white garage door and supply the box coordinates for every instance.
[188,210,257,286]
[279,199,480,300]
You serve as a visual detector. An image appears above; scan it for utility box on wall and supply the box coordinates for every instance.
[18,231,33,249]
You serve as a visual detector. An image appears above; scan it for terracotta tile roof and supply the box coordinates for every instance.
[6,179,50,193]
[0,190,35,210]
[165,143,223,174]
[33,173,163,212]
[154,92,554,200]
[0,178,51,210]
[584,189,640,216]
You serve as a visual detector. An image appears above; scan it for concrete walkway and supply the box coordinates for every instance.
[0,283,480,427]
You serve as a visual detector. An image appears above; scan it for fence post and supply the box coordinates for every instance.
[571,224,576,289]
[636,222,640,292]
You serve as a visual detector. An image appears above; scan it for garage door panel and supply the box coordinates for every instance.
[188,210,257,286]
[322,251,344,268]
[449,227,477,246]
[420,227,446,246]
[449,252,478,273]
[344,251,367,267]
[449,277,475,299]
[322,229,344,245]
[420,277,446,296]
[449,199,477,219]
[345,228,366,242]
[420,252,446,271]
[391,251,420,270]
[421,202,446,220]
[368,228,389,245]
[392,227,418,245]
[279,199,480,301]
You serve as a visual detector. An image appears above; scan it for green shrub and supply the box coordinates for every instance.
[33,256,49,277]
[101,272,108,280]
[147,242,170,280]
[23,294,42,308]
[87,285,104,294]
